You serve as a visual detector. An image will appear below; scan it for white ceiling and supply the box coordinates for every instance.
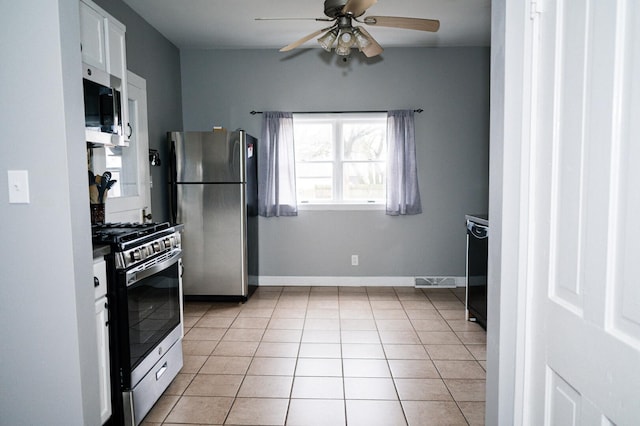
[121,0,491,51]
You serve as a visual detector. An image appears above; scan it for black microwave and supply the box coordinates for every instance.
[83,72,124,146]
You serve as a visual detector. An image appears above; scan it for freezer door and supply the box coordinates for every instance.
[170,130,245,183]
[177,183,248,297]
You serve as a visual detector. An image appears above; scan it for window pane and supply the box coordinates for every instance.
[342,122,386,160]
[296,162,333,201]
[294,123,333,161]
[105,144,138,198]
[343,162,386,201]
[293,113,387,205]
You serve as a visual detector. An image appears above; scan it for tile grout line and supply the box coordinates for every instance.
[283,286,308,426]
[158,287,484,425]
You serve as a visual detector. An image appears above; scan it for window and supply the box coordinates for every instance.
[293,113,387,207]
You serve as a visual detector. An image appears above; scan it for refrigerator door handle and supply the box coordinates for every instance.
[169,139,177,224]
[169,183,177,224]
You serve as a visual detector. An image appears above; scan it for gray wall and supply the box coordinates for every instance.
[0,1,183,423]
[1,1,98,424]
[180,47,490,278]
[92,0,183,221]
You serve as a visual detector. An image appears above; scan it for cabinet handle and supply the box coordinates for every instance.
[127,123,133,138]
[94,277,99,287]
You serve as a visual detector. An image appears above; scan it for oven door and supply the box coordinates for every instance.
[117,250,182,389]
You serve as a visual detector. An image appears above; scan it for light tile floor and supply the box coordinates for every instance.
[142,286,486,426]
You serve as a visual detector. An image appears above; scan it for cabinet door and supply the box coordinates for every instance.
[95,296,111,424]
[93,258,107,300]
[106,20,126,80]
[106,20,129,143]
[79,1,106,71]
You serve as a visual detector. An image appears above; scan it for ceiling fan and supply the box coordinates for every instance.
[258,0,440,59]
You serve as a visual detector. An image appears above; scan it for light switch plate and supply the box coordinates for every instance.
[8,170,30,204]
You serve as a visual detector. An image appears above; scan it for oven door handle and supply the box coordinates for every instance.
[125,250,182,287]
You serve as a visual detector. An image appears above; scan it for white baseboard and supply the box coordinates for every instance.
[258,276,466,287]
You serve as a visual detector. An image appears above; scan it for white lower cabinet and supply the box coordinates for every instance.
[93,259,111,424]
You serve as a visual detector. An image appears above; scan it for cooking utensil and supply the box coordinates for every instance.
[96,173,110,203]
[97,183,106,203]
[103,180,117,201]
[98,172,111,203]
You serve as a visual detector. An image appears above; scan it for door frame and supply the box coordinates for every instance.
[486,0,537,424]
[103,70,151,222]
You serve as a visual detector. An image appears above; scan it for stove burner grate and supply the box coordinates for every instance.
[92,222,172,245]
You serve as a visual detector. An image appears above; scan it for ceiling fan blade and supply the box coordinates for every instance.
[280,26,333,52]
[364,16,440,32]
[356,27,383,57]
[255,17,334,22]
[342,0,377,17]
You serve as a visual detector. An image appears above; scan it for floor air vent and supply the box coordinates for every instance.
[414,277,457,288]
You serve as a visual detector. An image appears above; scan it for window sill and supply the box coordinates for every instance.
[297,203,385,211]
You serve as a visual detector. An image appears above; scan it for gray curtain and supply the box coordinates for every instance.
[258,111,298,217]
[386,110,422,215]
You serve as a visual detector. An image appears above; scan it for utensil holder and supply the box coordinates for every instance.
[90,203,105,225]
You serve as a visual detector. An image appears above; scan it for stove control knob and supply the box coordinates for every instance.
[153,241,161,252]
[164,238,172,249]
[131,249,141,262]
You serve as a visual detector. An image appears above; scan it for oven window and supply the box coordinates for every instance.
[127,260,180,369]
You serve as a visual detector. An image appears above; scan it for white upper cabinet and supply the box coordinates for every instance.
[106,18,126,80]
[79,0,127,81]
[79,1,106,71]
[79,0,129,146]
[106,19,129,142]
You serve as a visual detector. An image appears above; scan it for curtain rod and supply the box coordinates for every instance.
[250,109,423,115]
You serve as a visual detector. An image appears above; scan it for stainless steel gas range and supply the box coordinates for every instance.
[93,222,184,425]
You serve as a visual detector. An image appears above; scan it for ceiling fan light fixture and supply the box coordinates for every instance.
[352,27,371,51]
[339,30,355,46]
[318,28,339,51]
[335,44,351,56]
[335,29,354,55]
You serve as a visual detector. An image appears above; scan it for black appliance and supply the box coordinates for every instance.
[465,215,488,330]
[93,222,184,426]
[82,66,125,146]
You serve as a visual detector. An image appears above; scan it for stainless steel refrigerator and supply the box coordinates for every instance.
[168,129,258,300]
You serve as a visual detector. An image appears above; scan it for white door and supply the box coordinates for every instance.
[102,71,152,223]
[522,0,640,424]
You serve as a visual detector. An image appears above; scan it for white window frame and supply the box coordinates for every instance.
[293,112,387,210]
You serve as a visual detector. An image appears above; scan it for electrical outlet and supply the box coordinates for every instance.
[351,254,359,266]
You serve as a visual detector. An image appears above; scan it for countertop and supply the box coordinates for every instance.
[465,214,489,227]
[93,244,111,259]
